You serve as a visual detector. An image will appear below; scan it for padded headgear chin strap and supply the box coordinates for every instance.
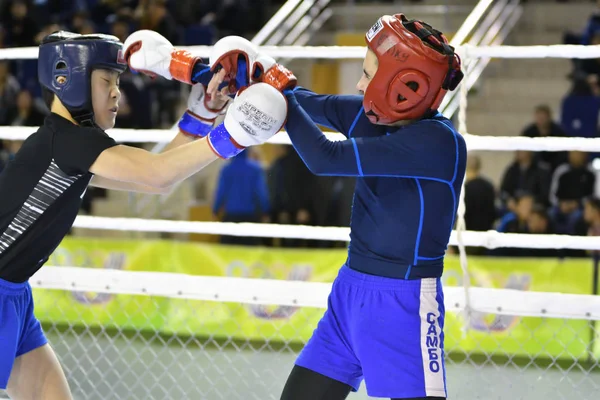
[363,14,464,125]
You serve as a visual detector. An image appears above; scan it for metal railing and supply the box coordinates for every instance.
[441,0,523,118]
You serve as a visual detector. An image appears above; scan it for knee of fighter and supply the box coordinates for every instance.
[224,83,288,147]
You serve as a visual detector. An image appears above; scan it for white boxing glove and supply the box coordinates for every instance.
[209,36,261,92]
[123,30,199,84]
[178,83,230,138]
[206,83,287,158]
[209,35,296,92]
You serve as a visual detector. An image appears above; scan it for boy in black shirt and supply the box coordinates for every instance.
[0,31,287,398]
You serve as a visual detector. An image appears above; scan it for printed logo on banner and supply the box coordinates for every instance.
[226,260,313,320]
[443,270,531,332]
[49,249,127,305]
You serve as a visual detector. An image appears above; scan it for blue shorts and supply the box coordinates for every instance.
[0,278,48,389]
[296,265,446,399]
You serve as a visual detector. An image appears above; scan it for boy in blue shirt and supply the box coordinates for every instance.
[124,14,465,399]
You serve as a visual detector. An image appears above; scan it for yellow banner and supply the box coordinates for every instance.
[33,238,594,360]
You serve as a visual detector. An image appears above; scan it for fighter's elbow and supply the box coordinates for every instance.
[305,159,332,176]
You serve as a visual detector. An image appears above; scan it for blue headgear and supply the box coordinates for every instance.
[38,31,127,126]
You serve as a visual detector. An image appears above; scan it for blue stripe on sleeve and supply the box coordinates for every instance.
[413,179,425,265]
[351,138,363,176]
[348,107,364,138]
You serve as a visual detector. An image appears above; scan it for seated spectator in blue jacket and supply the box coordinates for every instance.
[497,193,534,234]
[213,149,270,246]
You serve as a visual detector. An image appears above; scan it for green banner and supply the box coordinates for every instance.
[33,238,594,360]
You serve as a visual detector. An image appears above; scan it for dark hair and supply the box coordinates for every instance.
[467,154,481,171]
[586,197,600,213]
[41,87,54,110]
[530,204,548,220]
[535,104,551,116]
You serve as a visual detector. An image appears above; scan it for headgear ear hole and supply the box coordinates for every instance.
[406,81,419,92]
[55,61,67,70]
[55,76,67,85]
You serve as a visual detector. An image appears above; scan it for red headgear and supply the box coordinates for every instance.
[363,14,463,124]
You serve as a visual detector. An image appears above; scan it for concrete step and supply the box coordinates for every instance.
[508,30,568,46]
[520,3,597,33]
[466,110,533,137]
[478,76,571,99]
[326,4,469,33]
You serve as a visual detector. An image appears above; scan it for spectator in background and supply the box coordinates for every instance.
[0,61,20,125]
[521,104,568,172]
[561,76,600,138]
[70,11,91,34]
[35,23,63,45]
[547,152,591,256]
[550,151,595,207]
[526,206,558,257]
[213,149,270,246]
[497,193,534,234]
[92,0,136,29]
[493,195,557,258]
[584,197,600,238]
[138,0,179,44]
[269,145,320,248]
[0,24,6,48]
[500,150,551,211]
[2,0,39,47]
[0,140,23,166]
[464,154,497,255]
[464,154,496,231]
[578,33,600,79]
[7,89,46,126]
[584,198,600,261]
[111,16,131,42]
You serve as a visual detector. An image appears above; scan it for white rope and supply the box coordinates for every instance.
[72,216,600,250]
[456,58,472,334]
[3,126,600,152]
[29,266,600,320]
[3,44,600,60]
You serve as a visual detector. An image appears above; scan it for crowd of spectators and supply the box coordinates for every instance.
[464,103,600,258]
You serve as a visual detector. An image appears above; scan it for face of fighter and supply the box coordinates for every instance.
[356,49,378,95]
[91,69,121,130]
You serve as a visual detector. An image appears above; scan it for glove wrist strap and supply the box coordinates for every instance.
[207,123,245,159]
[170,49,198,84]
[178,112,213,138]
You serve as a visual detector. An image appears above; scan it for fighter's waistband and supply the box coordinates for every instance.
[0,277,29,295]
[347,251,443,280]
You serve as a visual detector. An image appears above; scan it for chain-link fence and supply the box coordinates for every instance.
[1,289,597,400]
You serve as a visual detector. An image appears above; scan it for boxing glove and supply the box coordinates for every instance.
[209,36,297,92]
[123,30,199,84]
[178,83,230,138]
[207,83,287,159]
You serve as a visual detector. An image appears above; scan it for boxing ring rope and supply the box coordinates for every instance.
[1,43,600,321]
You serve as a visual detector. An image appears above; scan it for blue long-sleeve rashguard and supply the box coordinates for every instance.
[286,88,467,279]
[191,66,467,279]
